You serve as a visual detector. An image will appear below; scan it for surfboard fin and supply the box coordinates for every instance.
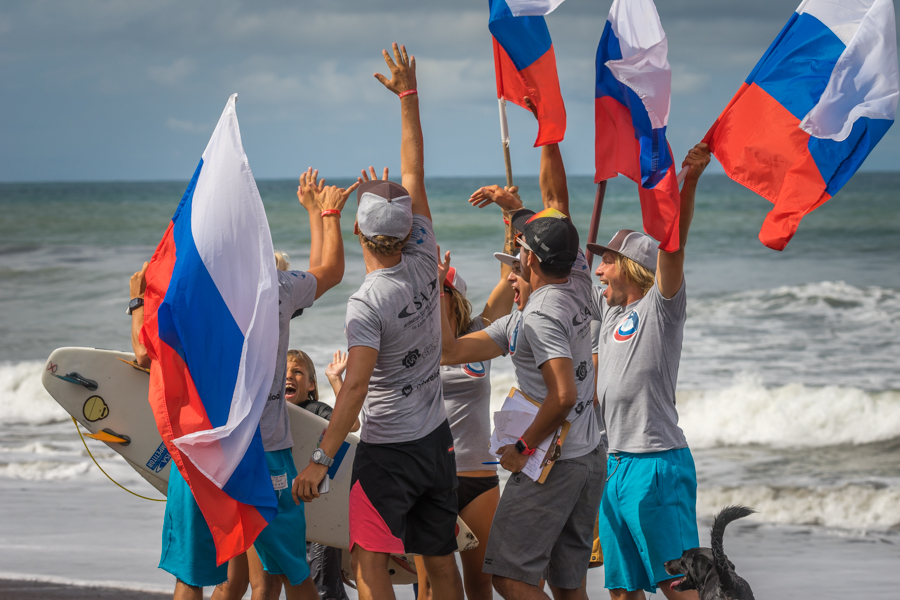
[84,429,130,445]
[52,372,98,391]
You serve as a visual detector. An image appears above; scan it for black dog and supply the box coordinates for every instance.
[663,505,755,600]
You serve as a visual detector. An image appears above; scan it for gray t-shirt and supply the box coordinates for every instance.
[442,317,495,472]
[344,215,447,444]
[591,281,688,453]
[261,269,318,451]
[484,250,600,461]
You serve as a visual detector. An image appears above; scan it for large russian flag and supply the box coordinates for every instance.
[141,94,279,564]
[594,0,681,253]
[705,0,898,250]
[489,0,567,146]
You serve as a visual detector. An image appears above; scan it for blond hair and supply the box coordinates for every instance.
[358,233,411,256]
[286,349,318,402]
[447,287,474,338]
[274,250,290,271]
[615,253,655,294]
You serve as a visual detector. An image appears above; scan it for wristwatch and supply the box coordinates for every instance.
[515,437,536,456]
[126,297,144,315]
[310,448,334,468]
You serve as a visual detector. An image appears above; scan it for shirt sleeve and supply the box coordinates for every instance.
[570,248,592,285]
[345,298,382,352]
[483,313,512,357]
[403,215,438,262]
[591,320,601,355]
[652,278,687,325]
[284,270,318,311]
[523,311,572,368]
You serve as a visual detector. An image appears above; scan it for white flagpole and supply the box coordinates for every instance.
[499,98,513,187]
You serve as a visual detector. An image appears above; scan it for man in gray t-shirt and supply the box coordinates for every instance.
[292,44,464,600]
[587,143,711,596]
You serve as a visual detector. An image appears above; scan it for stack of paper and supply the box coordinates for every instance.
[490,389,559,481]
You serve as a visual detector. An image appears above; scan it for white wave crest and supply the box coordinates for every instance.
[0,460,91,481]
[698,483,900,531]
[678,375,900,448]
[0,361,68,425]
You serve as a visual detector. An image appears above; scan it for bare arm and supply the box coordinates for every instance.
[657,143,710,299]
[480,206,518,325]
[297,168,324,269]
[498,357,577,473]
[521,96,569,216]
[374,43,430,219]
[293,346,378,502]
[129,263,150,368]
[306,183,358,300]
[325,351,360,432]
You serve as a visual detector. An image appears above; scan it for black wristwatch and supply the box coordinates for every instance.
[126,297,144,315]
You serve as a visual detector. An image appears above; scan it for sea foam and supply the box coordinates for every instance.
[0,361,68,425]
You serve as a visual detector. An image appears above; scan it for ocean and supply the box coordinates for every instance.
[1,173,899,598]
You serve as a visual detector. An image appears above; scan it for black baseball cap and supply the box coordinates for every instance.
[510,207,579,267]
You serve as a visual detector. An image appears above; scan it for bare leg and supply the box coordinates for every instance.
[493,575,550,600]
[280,574,319,600]
[211,553,250,600]
[609,589,645,600]
[414,555,433,600]
[420,554,464,600]
[457,484,500,600]
[550,583,590,600]
[172,580,203,600]
[352,546,395,600]
[246,546,280,600]
[659,579,699,600]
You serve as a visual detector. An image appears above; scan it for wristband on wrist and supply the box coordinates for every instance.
[398,89,418,98]
[515,437,536,456]
[320,209,341,218]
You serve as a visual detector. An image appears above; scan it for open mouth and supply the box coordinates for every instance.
[670,578,685,592]
[285,383,297,400]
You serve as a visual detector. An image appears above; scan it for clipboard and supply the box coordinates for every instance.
[507,387,571,484]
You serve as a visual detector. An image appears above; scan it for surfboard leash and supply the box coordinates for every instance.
[72,417,166,502]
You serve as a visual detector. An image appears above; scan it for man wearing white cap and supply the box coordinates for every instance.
[291,44,463,600]
[588,143,711,599]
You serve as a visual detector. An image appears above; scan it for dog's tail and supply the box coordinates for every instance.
[711,505,755,593]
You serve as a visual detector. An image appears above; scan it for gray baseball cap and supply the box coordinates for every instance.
[587,230,658,272]
[494,250,523,274]
[356,180,413,239]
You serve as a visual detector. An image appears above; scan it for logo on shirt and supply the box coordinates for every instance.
[398,279,438,319]
[572,305,592,326]
[412,226,428,245]
[402,349,421,369]
[509,320,520,355]
[463,362,486,378]
[613,310,640,342]
[575,360,588,382]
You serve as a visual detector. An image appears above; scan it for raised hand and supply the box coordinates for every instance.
[469,185,524,213]
[325,351,348,382]
[297,167,325,213]
[316,182,360,214]
[130,262,149,298]
[437,246,451,286]
[359,166,389,183]
[374,43,417,96]
[682,143,711,184]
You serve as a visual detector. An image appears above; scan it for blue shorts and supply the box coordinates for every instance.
[254,448,311,586]
[599,447,699,593]
[159,461,227,587]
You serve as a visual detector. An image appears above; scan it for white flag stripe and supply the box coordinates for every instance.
[505,0,565,17]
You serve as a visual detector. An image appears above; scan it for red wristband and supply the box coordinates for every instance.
[517,437,536,456]
[399,89,418,98]
[321,209,340,218]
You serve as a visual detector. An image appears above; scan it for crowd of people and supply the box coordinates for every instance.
[128,43,711,600]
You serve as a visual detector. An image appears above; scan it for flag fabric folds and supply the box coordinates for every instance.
[594,0,681,253]
[489,0,567,146]
[705,0,898,250]
[142,94,279,564]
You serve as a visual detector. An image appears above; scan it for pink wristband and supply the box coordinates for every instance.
[399,89,418,98]
[321,209,340,218]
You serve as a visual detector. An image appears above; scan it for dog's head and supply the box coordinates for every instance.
[664,547,717,593]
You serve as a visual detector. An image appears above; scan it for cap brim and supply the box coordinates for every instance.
[493,252,519,267]
[510,209,535,233]
[586,243,612,257]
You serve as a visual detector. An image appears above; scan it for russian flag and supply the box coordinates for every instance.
[705,0,898,250]
[489,0,567,146]
[594,0,681,252]
[141,94,279,564]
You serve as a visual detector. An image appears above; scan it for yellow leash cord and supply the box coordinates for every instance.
[72,417,166,502]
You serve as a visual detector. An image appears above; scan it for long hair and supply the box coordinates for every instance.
[286,349,318,402]
[615,253,655,294]
[448,287,474,338]
[274,250,290,271]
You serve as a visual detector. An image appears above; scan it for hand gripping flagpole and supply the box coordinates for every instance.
[499,98,514,187]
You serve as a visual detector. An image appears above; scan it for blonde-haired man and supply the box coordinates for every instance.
[588,143,710,600]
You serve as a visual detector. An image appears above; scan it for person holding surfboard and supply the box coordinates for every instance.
[291,43,465,600]
[439,116,605,600]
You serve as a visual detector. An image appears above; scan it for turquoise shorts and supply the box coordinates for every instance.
[254,448,311,586]
[158,461,227,587]
[599,447,699,593]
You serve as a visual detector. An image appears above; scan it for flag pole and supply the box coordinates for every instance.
[586,180,607,269]
[499,98,513,187]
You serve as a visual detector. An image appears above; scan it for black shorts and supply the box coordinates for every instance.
[457,474,499,512]
[349,420,458,556]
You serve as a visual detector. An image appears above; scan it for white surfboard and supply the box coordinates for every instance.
[41,347,476,584]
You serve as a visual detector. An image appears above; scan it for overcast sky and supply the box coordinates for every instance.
[1,0,898,182]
